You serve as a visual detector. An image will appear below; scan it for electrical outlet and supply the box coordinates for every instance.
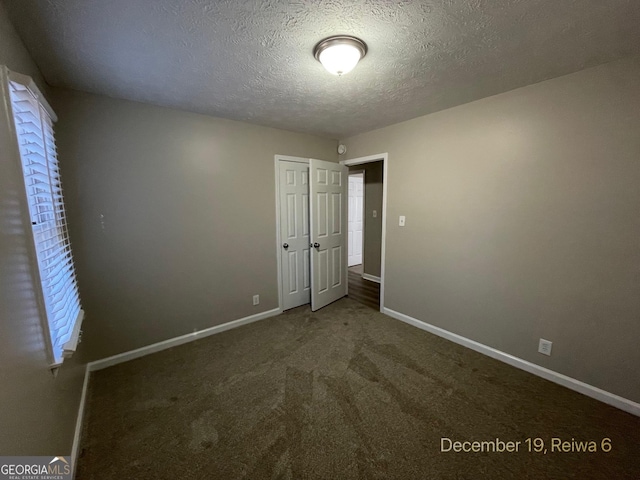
[372,210,377,218]
[253,294,260,306]
[538,338,552,356]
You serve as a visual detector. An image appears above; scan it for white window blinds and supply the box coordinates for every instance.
[7,75,83,365]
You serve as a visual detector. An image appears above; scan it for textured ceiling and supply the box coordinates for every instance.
[4,0,640,138]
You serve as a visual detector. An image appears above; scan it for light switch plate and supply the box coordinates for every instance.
[373,210,377,218]
[399,215,406,227]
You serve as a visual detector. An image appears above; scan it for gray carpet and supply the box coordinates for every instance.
[77,298,640,479]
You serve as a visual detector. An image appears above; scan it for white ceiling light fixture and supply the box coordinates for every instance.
[313,35,367,76]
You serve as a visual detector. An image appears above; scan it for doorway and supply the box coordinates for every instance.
[345,161,384,310]
[341,154,388,312]
[275,156,348,312]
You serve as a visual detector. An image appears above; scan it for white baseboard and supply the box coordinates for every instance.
[88,307,282,372]
[71,307,282,477]
[362,273,381,284]
[383,307,640,418]
[71,364,90,479]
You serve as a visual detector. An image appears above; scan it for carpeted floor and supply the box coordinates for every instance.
[77,298,640,479]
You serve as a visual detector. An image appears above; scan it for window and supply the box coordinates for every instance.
[2,67,83,366]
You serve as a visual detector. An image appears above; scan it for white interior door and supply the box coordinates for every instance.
[348,173,363,267]
[309,159,348,311]
[279,160,311,310]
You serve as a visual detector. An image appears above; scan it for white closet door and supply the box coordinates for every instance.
[279,160,311,310]
[309,159,347,311]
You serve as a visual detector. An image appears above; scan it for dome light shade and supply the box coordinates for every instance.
[314,36,367,76]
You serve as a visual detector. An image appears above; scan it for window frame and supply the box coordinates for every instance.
[1,66,83,367]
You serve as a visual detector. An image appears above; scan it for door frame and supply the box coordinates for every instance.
[274,155,310,311]
[340,153,388,312]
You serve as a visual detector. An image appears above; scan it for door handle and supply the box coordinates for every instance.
[313,242,320,248]
[283,243,289,249]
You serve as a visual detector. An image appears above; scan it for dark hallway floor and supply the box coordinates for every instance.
[347,265,380,310]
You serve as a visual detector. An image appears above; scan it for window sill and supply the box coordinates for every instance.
[62,309,84,359]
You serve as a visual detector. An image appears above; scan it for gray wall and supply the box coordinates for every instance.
[349,162,383,277]
[0,3,47,94]
[340,56,640,403]
[51,88,337,362]
[0,3,85,455]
